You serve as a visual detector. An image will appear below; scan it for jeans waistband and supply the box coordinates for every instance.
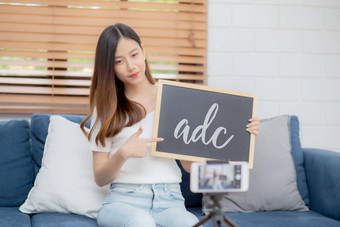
[110,182,180,191]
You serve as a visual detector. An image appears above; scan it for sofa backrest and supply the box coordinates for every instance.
[0,119,33,206]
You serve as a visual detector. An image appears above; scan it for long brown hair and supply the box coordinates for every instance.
[80,23,155,146]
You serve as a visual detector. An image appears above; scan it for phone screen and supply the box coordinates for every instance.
[198,164,242,190]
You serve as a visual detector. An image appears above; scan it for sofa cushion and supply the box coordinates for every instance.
[20,115,107,218]
[225,211,340,227]
[0,207,31,227]
[31,213,97,227]
[188,207,340,227]
[304,148,340,221]
[0,119,33,206]
[290,116,309,206]
[30,113,91,177]
[203,115,308,213]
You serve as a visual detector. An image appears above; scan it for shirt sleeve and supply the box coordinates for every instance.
[89,107,112,152]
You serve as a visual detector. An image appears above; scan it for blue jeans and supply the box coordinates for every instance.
[97,183,199,227]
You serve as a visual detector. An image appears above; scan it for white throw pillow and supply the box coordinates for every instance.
[20,115,108,218]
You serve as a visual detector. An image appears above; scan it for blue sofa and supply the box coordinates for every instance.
[0,113,339,227]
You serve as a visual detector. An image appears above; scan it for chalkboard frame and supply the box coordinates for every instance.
[151,80,257,168]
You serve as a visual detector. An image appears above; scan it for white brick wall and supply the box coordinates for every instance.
[208,0,340,152]
[256,31,301,52]
[280,7,324,29]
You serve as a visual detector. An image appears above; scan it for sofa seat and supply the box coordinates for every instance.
[0,207,31,227]
[31,213,97,227]
[188,207,340,227]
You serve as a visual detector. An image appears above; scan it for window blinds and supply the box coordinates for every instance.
[0,0,207,114]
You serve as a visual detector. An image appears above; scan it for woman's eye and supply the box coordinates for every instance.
[132,52,138,57]
[115,60,123,64]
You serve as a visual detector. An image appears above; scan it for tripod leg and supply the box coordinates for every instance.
[193,213,213,227]
[223,216,238,227]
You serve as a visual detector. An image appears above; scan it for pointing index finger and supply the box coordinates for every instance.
[142,137,164,143]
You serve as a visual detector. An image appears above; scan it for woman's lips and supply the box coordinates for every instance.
[129,72,139,78]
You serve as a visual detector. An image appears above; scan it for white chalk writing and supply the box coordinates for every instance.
[173,103,234,149]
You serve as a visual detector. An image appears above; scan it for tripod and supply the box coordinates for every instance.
[193,194,238,227]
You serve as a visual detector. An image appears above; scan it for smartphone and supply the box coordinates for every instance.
[190,162,249,193]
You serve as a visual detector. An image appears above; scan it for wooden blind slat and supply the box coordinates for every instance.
[0,50,95,60]
[0,73,207,81]
[0,85,89,96]
[0,59,93,69]
[1,41,95,52]
[2,0,206,13]
[0,5,206,22]
[1,41,206,56]
[153,74,207,80]
[1,60,204,73]
[0,50,205,64]
[0,77,91,86]
[0,71,205,81]
[2,0,206,3]
[0,22,207,39]
[150,64,205,72]
[0,94,88,105]
[0,106,89,114]
[0,32,206,48]
[0,69,92,78]
[0,14,206,30]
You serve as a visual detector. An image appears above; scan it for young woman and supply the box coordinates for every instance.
[81,23,260,227]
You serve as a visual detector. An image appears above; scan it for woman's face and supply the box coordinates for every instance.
[114,38,146,86]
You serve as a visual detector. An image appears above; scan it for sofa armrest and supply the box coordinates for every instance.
[303,148,340,221]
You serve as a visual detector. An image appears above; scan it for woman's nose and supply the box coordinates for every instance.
[126,58,135,71]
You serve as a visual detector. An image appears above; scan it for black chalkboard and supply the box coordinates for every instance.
[151,80,257,168]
